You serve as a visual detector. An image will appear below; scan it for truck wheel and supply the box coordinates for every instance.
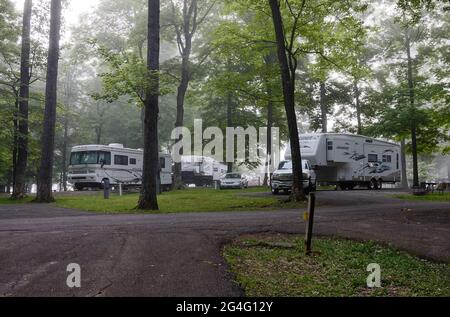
[272,188,279,195]
[369,179,378,190]
[75,184,83,191]
[378,179,383,190]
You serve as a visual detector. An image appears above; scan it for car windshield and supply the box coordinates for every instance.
[225,173,241,179]
[278,161,292,170]
[70,151,111,165]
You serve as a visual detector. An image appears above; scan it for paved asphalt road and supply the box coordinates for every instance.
[0,190,449,297]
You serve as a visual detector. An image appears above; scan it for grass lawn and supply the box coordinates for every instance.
[1,187,303,213]
[393,192,450,202]
[223,234,450,297]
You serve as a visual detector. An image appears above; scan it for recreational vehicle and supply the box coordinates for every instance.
[285,133,401,190]
[67,144,172,191]
[181,155,228,187]
[181,155,227,186]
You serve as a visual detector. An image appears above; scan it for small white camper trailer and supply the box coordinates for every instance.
[286,133,401,189]
[67,144,172,191]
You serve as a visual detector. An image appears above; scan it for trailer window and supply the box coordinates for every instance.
[382,155,392,163]
[368,154,378,163]
[130,158,137,165]
[327,141,333,150]
[114,155,129,166]
[160,157,166,169]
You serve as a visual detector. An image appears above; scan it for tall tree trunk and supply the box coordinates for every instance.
[138,0,160,210]
[400,139,408,188]
[319,81,327,133]
[263,53,276,186]
[61,116,68,191]
[264,94,274,186]
[405,28,419,188]
[12,0,32,199]
[172,1,195,190]
[12,91,19,191]
[172,57,189,189]
[35,0,62,203]
[269,0,305,202]
[227,92,233,173]
[354,80,362,135]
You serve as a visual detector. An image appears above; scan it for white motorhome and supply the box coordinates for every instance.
[286,133,401,190]
[181,155,228,186]
[67,144,172,191]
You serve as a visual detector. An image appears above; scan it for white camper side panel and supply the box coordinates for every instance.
[358,143,400,182]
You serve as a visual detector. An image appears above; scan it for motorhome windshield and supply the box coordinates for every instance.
[70,151,111,165]
[278,161,292,170]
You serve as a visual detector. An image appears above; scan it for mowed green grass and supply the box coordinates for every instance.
[223,234,450,297]
[393,192,450,202]
[1,188,302,213]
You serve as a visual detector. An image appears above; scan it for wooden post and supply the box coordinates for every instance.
[305,192,316,255]
[103,179,110,200]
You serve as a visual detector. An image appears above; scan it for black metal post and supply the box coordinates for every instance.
[305,192,316,255]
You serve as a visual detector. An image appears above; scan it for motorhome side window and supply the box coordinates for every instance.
[160,157,166,169]
[368,154,378,162]
[382,155,392,163]
[114,155,128,166]
[129,158,137,165]
[98,152,111,165]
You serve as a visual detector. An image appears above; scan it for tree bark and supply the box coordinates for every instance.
[400,139,408,188]
[138,0,160,210]
[172,0,195,190]
[35,0,62,203]
[12,90,19,191]
[354,80,362,135]
[405,28,419,188]
[61,116,68,191]
[12,0,32,199]
[269,0,305,201]
[263,53,276,186]
[227,91,233,173]
[319,81,327,133]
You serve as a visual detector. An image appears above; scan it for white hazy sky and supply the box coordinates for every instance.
[12,0,100,27]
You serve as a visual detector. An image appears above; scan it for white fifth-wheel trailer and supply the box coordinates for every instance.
[67,144,172,191]
[286,133,401,190]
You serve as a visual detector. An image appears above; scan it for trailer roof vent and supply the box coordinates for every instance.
[109,143,124,148]
[365,139,373,143]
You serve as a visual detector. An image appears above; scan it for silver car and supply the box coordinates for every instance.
[220,173,248,189]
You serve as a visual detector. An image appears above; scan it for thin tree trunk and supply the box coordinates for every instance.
[172,1,195,190]
[320,81,327,133]
[400,139,408,188]
[269,0,305,201]
[35,0,62,203]
[263,53,276,186]
[12,0,32,199]
[354,80,362,135]
[138,0,160,210]
[405,28,419,188]
[227,92,233,173]
[62,116,68,191]
[12,91,19,190]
